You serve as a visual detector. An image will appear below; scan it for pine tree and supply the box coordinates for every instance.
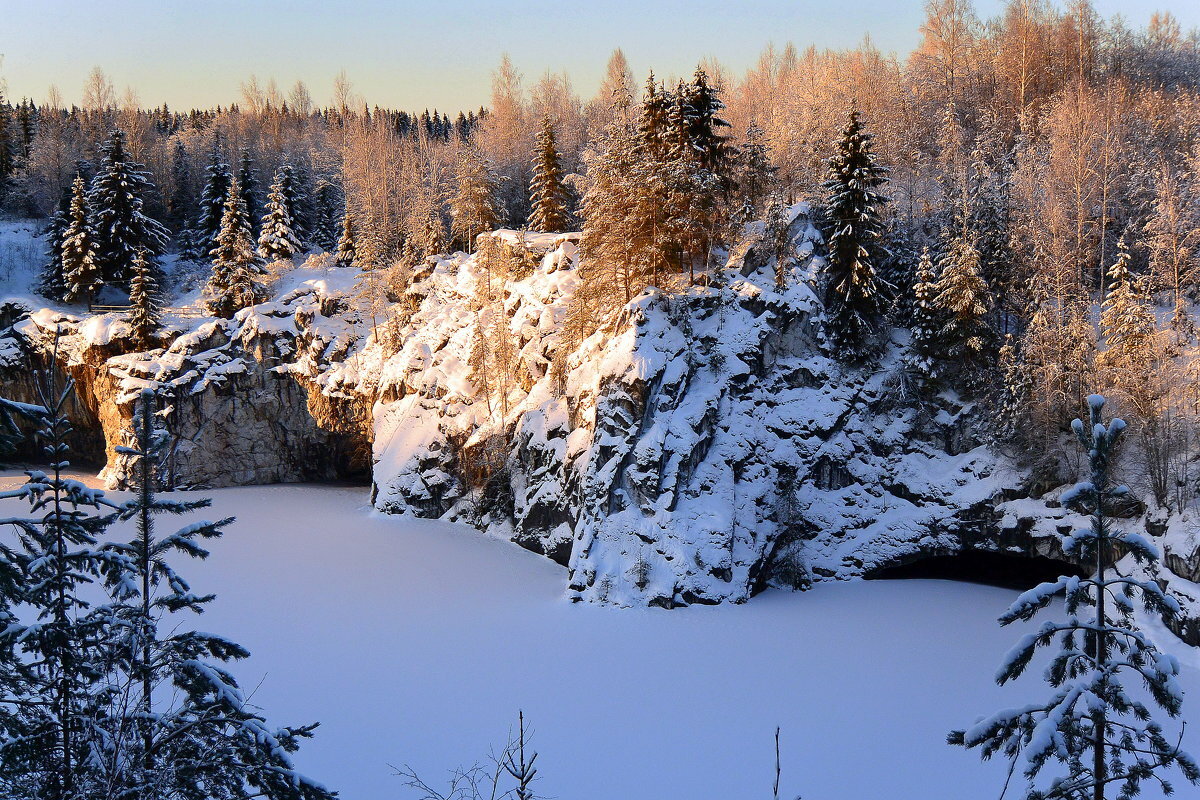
[932,235,992,378]
[127,249,161,347]
[257,168,303,261]
[206,179,265,318]
[821,107,889,360]
[61,174,102,305]
[451,146,500,253]
[87,130,170,289]
[334,209,357,267]
[194,144,232,258]
[906,247,942,384]
[528,115,571,233]
[951,395,1200,800]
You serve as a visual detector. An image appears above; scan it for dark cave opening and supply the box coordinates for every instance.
[868,551,1089,591]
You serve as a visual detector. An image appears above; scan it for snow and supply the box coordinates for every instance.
[2,472,1195,800]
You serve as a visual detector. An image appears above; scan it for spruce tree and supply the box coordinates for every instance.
[166,138,193,233]
[85,390,336,800]
[61,174,102,305]
[994,333,1033,443]
[952,395,1200,800]
[311,180,341,251]
[451,146,500,253]
[906,247,941,385]
[0,94,13,199]
[237,148,260,235]
[286,164,312,242]
[734,121,777,222]
[334,210,357,267]
[195,144,232,258]
[206,179,265,318]
[1100,237,1153,359]
[763,193,793,290]
[419,212,446,259]
[35,183,73,300]
[0,361,121,799]
[681,67,734,181]
[127,249,161,347]
[257,168,303,261]
[529,114,571,233]
[932,235,992,378]
[821,107,889,360]
[87,130,170,289]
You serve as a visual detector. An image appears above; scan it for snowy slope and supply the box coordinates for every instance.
[0,473,1194,800]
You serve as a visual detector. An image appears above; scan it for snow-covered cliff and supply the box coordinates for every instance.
[3,213,1199,641]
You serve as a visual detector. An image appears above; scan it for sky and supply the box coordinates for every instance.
[3,0,1199,112]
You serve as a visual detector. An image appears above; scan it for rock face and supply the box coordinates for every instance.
[0,271,373,489]
[2,220,1198,643]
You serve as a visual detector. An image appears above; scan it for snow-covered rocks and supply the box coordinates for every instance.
[2,217,1199,640]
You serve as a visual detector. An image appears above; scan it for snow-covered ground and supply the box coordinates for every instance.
[2,473,1197,800]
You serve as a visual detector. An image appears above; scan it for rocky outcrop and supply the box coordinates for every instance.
[2,221,1197,643]
[1,270,374,489]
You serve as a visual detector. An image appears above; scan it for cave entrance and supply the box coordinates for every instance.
[868,551,1089,590]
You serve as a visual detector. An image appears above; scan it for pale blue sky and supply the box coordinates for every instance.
[3,0,1197,112]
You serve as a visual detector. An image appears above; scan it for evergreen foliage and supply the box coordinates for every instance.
[127,248,162,346]
[257,168,304,261]
[61,174,102,305]
[334,210,357,267]
[906,247,942,385]
[528,115,571,233]
[87,390,336,800]
[933,234,992,376]
[273,165,307,245]
[1099,237,1154,358]
[237,148,260,235]
[35,184,73,301]
[87,130,169,289]
[451,147,500,252]
[821,107,889,360]
[951,396,1200,800]
[0,359,122,799]
[194,144,232,259]
[734,121,777,223]
[763,193,793,290]
[206,179,265,318]
[0,372,335,799]
[166,138,193,233]
[312,181,342,251]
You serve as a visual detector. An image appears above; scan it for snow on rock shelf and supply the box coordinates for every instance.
[2,217,1199,636]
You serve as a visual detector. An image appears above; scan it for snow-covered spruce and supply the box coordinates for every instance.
[258,167,304,262]
[86,130,169,290]
[206,178,266,318]
[952,396,1200,800]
